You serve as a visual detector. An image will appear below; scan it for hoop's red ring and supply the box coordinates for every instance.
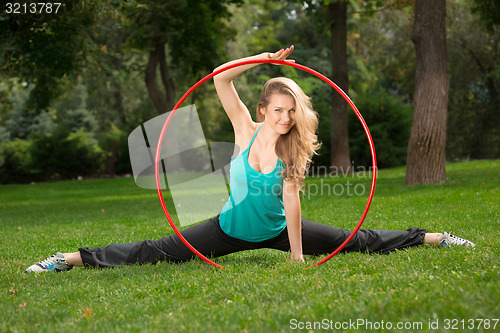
[155,59,377,269]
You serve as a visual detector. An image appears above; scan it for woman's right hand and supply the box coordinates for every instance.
[266,45,295,63]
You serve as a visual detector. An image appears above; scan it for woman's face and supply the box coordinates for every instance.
[260,93,296,135]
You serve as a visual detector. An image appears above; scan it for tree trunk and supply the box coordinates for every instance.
[144,39,181,173]
[405,0,449,185]
[158,43,175,113]
[328,1,351,174]
[145,40,175,115]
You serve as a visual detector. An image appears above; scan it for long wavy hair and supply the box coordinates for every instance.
[256,77,321,189]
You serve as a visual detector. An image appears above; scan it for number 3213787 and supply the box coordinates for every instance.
[5,3,62,14]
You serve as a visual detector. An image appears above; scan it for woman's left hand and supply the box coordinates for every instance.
[290,252,305,263]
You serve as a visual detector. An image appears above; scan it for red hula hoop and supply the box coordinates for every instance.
[155,59,377,270]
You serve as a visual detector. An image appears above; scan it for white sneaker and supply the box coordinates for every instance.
[439,232,475,248]
[25,252,72,273]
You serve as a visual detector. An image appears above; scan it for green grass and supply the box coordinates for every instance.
[1,160,499,332]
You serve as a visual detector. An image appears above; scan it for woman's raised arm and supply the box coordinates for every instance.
[213,47,294,133]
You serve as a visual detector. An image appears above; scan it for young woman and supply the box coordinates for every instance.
[26,46,475,273]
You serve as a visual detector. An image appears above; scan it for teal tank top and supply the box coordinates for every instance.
[219,124,287,242]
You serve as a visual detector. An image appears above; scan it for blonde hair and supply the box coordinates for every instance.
[256,77,321,190]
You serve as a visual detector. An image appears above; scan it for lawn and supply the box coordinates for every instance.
[1,160,499,332]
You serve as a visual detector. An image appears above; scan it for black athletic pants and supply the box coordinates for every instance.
[79,216,426,268]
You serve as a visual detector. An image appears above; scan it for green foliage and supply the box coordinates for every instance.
[0,127,9,142]
[471,0,500,30]
[30,127,103,180]
[0,124,131,184]
[0,79,15,128]
[123,0,241,77]
[3,84,57,140]
[4,85,36,140]
[348,89,413,168]
[351,6,415,101]
[0,1,93,111]
[58,83,97,133]
[98,123,131,175]
[446,0,500,161]
[0,139,34,183]
[5,108,35,141]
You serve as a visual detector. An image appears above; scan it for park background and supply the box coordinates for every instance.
[1,0,499,183]
[1,0,499,332]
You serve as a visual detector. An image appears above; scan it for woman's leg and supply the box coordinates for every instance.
[265,220,475,256]
[266,218,427,255]
[424,232,475,247]
[301,219,426,254]
[26,216,254,272]
[77,216,263,268]
[64,252,83,267]
[424,233,443,245]
[56,232,466,268]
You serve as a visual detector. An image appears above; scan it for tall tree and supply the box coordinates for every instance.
[471,0,500,30]
[446,0,500,160]
[1,0,240,117]
[405,0,449,185]
[327,0,351,173]
[300,0,390,172]
[124,0,241,115]
[274,0,352,172]
[0,0,90,111]
[86,15,133,126]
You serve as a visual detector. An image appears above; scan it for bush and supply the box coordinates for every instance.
[0,125,131,184]
[348,90,413,169]
[30,127,103,180]
[0,139,35,184]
